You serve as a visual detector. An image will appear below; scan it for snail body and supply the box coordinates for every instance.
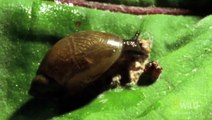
[29,31,162,98]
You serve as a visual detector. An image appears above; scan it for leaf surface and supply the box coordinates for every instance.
[0,1,211,120]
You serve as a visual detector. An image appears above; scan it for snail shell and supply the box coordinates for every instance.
[29,31,123,98]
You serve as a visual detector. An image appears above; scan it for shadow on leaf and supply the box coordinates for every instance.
[9,75,111,120]
[9,96,94,120]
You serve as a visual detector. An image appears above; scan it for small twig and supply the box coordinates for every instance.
[56,0,192,15]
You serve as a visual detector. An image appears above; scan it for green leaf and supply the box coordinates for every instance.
[0,0,211,120]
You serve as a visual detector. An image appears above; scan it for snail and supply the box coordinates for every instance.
[29,31,162,99]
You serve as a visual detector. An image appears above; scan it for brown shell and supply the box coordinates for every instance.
[35,31,123,96]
